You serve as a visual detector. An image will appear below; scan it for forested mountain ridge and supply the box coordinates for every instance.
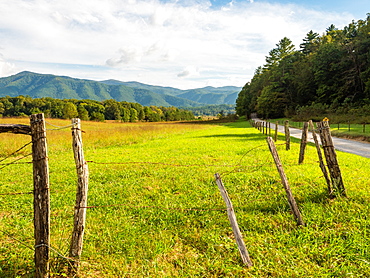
[0,71,197,107]
[100,79,241,104]
[236,14,370,121]
[0,71,241,107]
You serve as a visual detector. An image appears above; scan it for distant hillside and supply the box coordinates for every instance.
[0,72,241,107]
[101,80,241,104]
[101,80,183,96]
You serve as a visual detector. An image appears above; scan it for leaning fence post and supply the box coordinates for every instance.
[317,121,346,197]
[298,122,309,164]
[266,137,304,226]
[30,113,50,278]
[69,118,89,275]
[284,120,290,150]
[214,173,253,267]
[308,120,332,197]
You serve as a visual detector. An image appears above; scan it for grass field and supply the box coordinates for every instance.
[0,117,369,277]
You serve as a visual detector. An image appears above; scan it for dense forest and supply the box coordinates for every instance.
[236,14,370,122]
[0,96,195,122]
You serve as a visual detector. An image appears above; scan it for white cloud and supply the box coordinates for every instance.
[0,0,360,88]
[0,54,17,77]
[177,66,200,78]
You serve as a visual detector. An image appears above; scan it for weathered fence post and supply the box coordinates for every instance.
[317,121,346,197]
[308,120,332,197]
[274,121,278,142]
[284,120,290,151]
[30,113,50,278]
[214,173,253,267]
[268,121,271,137]
[298,122,309,164]
[266,137,304,226]
[69,118,89,275]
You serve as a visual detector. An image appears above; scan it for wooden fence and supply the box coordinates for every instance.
[1,115,349,276]
[0,114,89,278]
[251,119,346,198]
[277,120,370,133]
[1,114,255,276]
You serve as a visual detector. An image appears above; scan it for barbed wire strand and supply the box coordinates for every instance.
[0,191,33,196]
[86,160,245,168]
[0,161,32,165]
[0,153,32,170]
[0,141,32,164]
[35,243,80,263]
[45,121,74,130]
[45,121,86,133]
[1,230,34,251]
[78,203,226,211]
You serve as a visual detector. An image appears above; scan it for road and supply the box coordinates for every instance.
[259,120,370,159]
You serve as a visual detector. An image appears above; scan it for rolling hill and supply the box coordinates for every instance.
[99,80,241,105]
[0,71,241,107]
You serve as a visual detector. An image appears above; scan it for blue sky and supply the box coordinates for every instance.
[0,0,368,89]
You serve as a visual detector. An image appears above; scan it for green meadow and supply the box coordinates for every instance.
[0,118,369,277]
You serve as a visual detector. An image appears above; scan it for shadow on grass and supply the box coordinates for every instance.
[302,190,331,204]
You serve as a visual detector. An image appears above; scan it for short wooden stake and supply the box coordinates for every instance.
[30,113,50,278]
[308,121,332,197]
[69,118,89,275]
[317,121,346,197]
[214,173,253,267]
[266,137,305,226]
[298,122,309,164]
[284,120,290,150]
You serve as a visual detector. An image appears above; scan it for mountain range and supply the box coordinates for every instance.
[0,71,241,107]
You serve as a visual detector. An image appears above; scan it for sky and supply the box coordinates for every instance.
[0,0,368,89]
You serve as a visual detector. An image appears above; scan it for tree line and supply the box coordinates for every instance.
[236,14,370,122]
[179,104,235,116]
[0,96,195,122]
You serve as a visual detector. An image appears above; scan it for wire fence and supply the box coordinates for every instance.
[0,118,335,277]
